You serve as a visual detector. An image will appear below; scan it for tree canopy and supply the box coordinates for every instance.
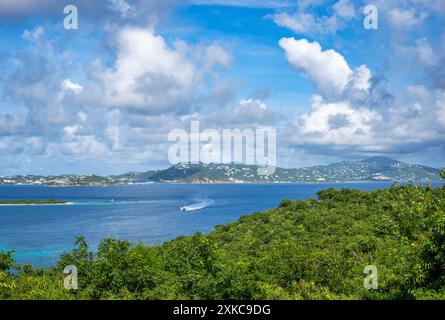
[1,184,445,300]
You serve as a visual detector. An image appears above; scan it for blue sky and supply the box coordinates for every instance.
[0,0,444,175]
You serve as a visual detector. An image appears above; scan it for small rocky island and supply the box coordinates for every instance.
[0,199,68,205]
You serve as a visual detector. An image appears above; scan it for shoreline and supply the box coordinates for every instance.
[0,180,442,187]
[0,202,75,206]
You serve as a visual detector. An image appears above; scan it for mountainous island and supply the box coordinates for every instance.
[0,157,442,186]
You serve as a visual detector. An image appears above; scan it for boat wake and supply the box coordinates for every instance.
[180,197,214,212]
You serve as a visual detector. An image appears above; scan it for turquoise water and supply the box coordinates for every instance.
[0,182,440,267]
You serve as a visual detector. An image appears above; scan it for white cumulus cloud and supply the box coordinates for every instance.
[268,0,356,35]
[296,96,382,147]
[62,79,84,94]
[279,38,372,100]
[279,38,351,98]
[96,27,197,111]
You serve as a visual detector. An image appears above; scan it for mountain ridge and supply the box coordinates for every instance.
[1,157,440,185]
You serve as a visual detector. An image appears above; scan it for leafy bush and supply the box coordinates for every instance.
[279,199,293,207]
[0,251,15,271]
[2,184,445,300]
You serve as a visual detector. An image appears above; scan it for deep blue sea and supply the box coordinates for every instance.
[0,182,442,267]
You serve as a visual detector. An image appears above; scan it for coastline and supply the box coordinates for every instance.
[0,202,75,206]
[0,180,440,187]
[1,182,444,269]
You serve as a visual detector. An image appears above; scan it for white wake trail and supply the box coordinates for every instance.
[180,198,214,212]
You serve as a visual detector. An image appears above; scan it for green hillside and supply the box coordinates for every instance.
[112,170,160,183]
[145,158,442,183]
[1,158,441,185]
[149,163,263,183]
[1,183,445,300]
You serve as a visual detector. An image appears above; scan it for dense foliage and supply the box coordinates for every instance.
[1,184,445,300]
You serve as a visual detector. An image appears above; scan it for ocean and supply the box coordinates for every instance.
[0,182,441,267]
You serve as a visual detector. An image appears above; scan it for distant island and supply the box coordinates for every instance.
[0,199,68,206]
[0,157,443,186]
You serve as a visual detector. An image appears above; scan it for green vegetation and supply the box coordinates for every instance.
[1,158,442,185]
[0,174,115,186]
[0,199,67,205]
[145,158,443,183]
[1,184,445,300]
